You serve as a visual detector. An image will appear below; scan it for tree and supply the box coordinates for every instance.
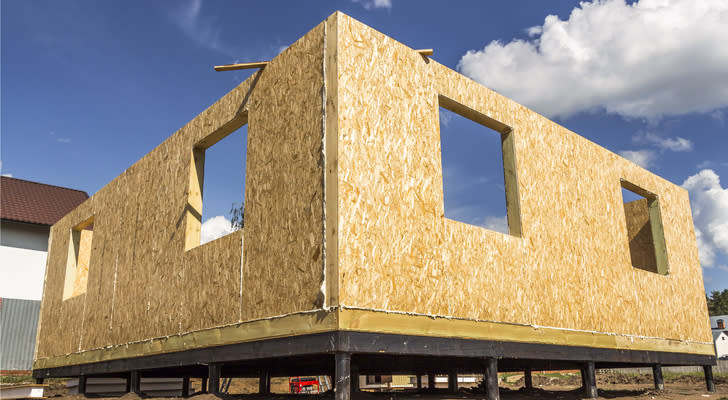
[229,202,244,230]
[707,289,728,316]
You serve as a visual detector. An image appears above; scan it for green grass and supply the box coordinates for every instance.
[0,375,33,384]
[1,374,67,385]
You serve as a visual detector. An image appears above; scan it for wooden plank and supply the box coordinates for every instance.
[416,49,433,56]
[214,61,269,71]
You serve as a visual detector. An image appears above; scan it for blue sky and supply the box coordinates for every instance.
[2,0,727,293]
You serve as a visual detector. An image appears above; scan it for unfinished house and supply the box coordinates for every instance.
[33,12,716,399]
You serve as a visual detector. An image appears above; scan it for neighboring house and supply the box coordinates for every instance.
[0,176,87,372]
[710,315,728,332]
[710,315,728,359]
[713,331,728,359]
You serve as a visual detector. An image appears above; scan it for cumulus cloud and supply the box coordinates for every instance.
[352,0,392,10]
[682,169,728,267]
[618,150,655,168]
[200,215,234,244]
[633,131,693,152]
[458,0,728,120]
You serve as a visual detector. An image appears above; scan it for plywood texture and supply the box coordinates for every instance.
[334,14,711,344]
[242,22,326,320]
[36,22,327,361]
[36,12,712,369]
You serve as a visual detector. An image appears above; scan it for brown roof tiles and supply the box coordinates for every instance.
[1,176,88,226]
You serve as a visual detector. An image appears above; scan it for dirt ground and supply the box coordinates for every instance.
[33,373,726,400]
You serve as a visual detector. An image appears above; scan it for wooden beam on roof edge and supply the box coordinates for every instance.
[214,61,269,71]
[213,49,433,72]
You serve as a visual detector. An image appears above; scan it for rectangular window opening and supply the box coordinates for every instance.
[63,216,94,300]
[186,121,248,250]
[438,96,521,236]
[620,180,668,275]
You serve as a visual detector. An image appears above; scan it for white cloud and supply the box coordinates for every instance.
[57,137,71,143]
[618,149,655,168]
[458,0,728,120]
[483,215,508,234]
[352,0,392,10]
[200,215,234,244]
[682,169,728,267]
[634,131,692,152]
[170,0,235,56]
[0,161,11,177]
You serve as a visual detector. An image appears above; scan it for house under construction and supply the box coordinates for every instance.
[33,12,716,400]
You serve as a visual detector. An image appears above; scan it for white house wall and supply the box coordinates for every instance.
[0,222,50,301]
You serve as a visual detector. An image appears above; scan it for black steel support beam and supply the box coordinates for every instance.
[652,364,664,391]
[77,375,87,395]
[427,373,435,390]
[416,374,422,389]
[485,358,499,400]
[129,370,141,394]
[350,357,359,394]
[524,367,533,390]
[583,361,597,399]
[182,376,190,397]
[448,369,458,393]
[207,363,221,395]
[258,369,270,394]
[704,365,716,393]
[335,353,351,400]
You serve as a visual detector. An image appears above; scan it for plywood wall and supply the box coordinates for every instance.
[35,22,327,360]
[37,12,711,367]
[334,14,711,344]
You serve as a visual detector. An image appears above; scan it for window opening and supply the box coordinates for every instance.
[620,180,668,274]
[438,96,521,236]
[63,216,94,300]
[186,122,247,249]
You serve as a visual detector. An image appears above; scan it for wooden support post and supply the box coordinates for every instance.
[201,377,208,393]
[652,364,664,391]
[335,353,351,400]
[427,373,436,390]
[583,361,597,399]
[524,367,533,390]
[181,376,190,397]
[129,370,141,394]
[704,365,716,393]
[259,369,270,394]
[208,363,221,395]
[78,375,87,395]
[448,369,458,393]
[485,358,499,400]
[416,374,422,389]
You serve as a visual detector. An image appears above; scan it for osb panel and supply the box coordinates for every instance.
[624,198,658,273]
[36,22,328,361]
[242,22,326,320]
[335,14,711,345]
